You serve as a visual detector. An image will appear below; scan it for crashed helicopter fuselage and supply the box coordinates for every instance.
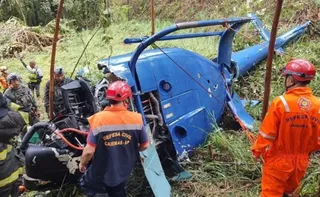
[20,14,310,197]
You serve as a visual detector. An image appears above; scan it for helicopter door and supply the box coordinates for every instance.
[140,124,171,197]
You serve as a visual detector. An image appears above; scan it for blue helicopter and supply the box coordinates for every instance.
[20,14,310,197]
[94,13,310,196]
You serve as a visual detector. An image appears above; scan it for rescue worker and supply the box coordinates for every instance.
[4,73,39,125]
[19,57,43,98]
[0,92,26,197]
[44,67,72,118]
[79,80,149,197]
[0,66,9,92]
[251,59,320,197]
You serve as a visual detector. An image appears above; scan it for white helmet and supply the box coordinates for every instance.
[0,66,7,72]
[7,73,22,84]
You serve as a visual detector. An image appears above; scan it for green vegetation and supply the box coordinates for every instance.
[0,0,108,28]
[171,131,261,197]
[1,0,320,196]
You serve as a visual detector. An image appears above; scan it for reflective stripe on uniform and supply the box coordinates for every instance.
[279,96,290,112]
[9,102,21,112]
[0,145,12,161]
[318,137,320,141]
[18,111,30,125]
[259,130,276,140]
[28,72,38,83]
[0,167,23,187]
[92,124,143,136]
[28,66,41,83]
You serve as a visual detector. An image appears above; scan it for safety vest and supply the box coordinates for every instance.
[28,68,38,83]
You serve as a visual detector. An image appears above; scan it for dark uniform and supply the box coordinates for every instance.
[4,84,37,113]
[44,77,72,116]
[4,83,38,125]
[0,93,26,197]
[3,73,39,127]
[81,105,149,197]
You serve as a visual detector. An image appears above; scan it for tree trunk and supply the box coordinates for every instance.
[127,0,132,20]
[14,0,27,24]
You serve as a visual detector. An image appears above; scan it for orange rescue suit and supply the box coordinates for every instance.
[252,87,320,197]
[0,74,8,90]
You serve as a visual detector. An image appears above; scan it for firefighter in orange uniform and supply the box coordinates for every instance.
[252,59,320,197]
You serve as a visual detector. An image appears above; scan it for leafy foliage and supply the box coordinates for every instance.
[0,0,107,29]
[64,0,106,29]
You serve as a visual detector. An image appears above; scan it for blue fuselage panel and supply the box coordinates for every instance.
[99,48,227,157]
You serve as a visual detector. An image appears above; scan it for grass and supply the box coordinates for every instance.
[2,1,320,196]
[171,131,262,197]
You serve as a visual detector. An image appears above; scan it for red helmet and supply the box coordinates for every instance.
[106,81,132,101]
[282,59,316,81]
